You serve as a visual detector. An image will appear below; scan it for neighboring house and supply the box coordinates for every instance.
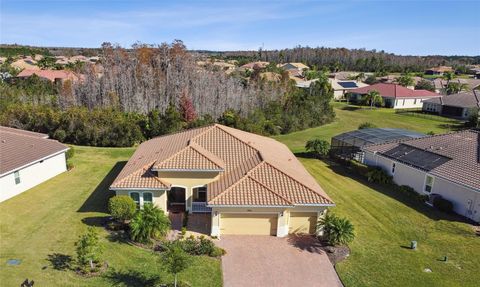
[349,83,441,109]
[16,69,81,83]
[110,124,334,237]
[280,62,309,74]
[239,61,269,71]
[11,57,41,71]
[328,78,369,100]
[0,126,69,202]
[295,78,318,88]
[424,66,453,76]
[331,128,425,161]
[363,130,480,223]
[422,91,480,120]
[430,78,480,94]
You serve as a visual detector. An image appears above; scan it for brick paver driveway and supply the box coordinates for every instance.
[216,235,343,287]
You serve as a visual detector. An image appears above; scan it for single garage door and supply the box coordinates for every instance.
[289,212,317,234]
[221,213,278,235]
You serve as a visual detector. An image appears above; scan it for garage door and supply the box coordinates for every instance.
[289,212,317,234]
[221,213,278,235]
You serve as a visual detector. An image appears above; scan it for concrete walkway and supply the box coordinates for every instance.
[217,235,343,287]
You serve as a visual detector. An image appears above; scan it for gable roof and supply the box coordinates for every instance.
[17,69,80,82]
[350,83,440,99]
[282,63,309,70]
[363,130,480,191]
[423,91,480,108]
[111,124,333,206]
[0,126,68,176]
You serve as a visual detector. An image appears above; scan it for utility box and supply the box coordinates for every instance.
[411,240,417,250]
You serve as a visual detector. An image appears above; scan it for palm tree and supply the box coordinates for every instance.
[443,71,455,85]
[355,72,366,82]
[129,203,171,243]
[363,90,383,109]
[318,213,355,246]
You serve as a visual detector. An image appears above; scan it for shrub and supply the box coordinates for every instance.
[366,167,392,184]
[162,236,225,257]
[210,247,226,257]
[130,204,171,243]
[53,129,67,142]
[108,195,137,223]
[358,122,377,129]
[305,138,330,158]
[318,213,355,246]
[197,236,216,255]
[433,196,454,213]
[66,146,75,160]
[75,227,103,272]
[66,161,75,171]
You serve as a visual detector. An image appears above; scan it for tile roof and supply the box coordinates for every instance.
[17,69,80,82]
[363,130,480,191]
[350,83,440,99]
[111,124,333,206]
[423,91,480,108]
[0,126,68,176]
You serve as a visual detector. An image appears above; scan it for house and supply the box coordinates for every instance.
[16,69,81,83]
[349,83,441,109]
[328,78,369,100]
[11,57,41,71]
[422,91,480,120]
[331,128,425,161]
[280,62,309,74]
[0,126,69,202]
[239,61,269,71]
[425,66,453,76]
[363,130,480,222]
[110,124,334,237]
[430,78,480,94]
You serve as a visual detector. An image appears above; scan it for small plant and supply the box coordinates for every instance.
[75,227,103,273]
[164,244,191,287]
[66,146,75,170]
[433,196,453,213]
[130,203,171,243]
[426,131,435,136]
[108,195,137,224]
[366,167,392,184]
[305,138,330,158]
[318,213,355,246]
[181,227,187,237]
[358,122,377,129]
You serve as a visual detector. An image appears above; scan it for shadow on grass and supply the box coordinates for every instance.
[77,161,127,213]
[319,158,472,225]
[104,269,162,287]
[46,253,73,271]
[437,123,466,132]
[341,105,363,111]
[81,216,111,227]
[287,234,324,254]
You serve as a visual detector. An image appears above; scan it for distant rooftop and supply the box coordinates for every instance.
[332,128,425,148]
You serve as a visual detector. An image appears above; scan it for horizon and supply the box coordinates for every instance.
[1,0,480,56]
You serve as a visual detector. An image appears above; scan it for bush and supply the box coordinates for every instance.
[358,122,377,129]
[130,204,171,243]
[108,196,137,223]
[162,236,225,257]
[366,167,392,184]
[396,185,428,203]
[66,161,75,171]
[75,227,103,272]
[66,146,75,160]
[318,213,355,246]
[53,129,67,142]
[433,196,454,213]
[210,246,226,257]
[305,138,331,158]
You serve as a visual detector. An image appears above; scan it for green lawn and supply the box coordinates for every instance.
[274,102,462,152]
[0,146,222,287]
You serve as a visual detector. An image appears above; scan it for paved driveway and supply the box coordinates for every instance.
[216,235,343,287]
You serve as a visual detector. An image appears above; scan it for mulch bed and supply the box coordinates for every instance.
[318,242,350,265]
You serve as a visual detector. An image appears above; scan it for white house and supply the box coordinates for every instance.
[0,126,69,202]
[362,130,480,222]
[349,83,441,109]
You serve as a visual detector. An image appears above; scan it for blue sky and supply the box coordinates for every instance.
[1,0,479,55]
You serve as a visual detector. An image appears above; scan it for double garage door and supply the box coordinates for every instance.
[221,213,278,236]
[220,212,318,236]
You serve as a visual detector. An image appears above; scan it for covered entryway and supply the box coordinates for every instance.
[221,213,278,235]
[167,187,186,212]
[289,212,317,234]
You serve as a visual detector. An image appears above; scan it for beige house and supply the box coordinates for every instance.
[110,124,334,237]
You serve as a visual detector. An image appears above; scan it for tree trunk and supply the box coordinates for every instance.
[174,274,177,287]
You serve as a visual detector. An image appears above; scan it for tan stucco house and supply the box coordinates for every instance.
[110,124,334,237]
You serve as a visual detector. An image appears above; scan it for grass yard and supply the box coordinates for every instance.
[0,146,222,287]
[274,102,462,153]
[275,104,478,286]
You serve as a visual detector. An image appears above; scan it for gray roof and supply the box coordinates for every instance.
[332,128,425,148]
[424,91,480,108]
[364,130,480,191]
[0,126,68,176]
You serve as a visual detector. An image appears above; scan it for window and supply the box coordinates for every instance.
[425,175,434,193]
[193,186,207,202]
[391,163,396,174]
[14,171,20,185]
[130,192,140,207]
[143,192,153,205]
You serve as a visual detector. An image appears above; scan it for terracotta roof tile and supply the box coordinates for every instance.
[350,83,440,98]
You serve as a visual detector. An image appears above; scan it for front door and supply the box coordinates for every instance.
[168,187,186,212]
